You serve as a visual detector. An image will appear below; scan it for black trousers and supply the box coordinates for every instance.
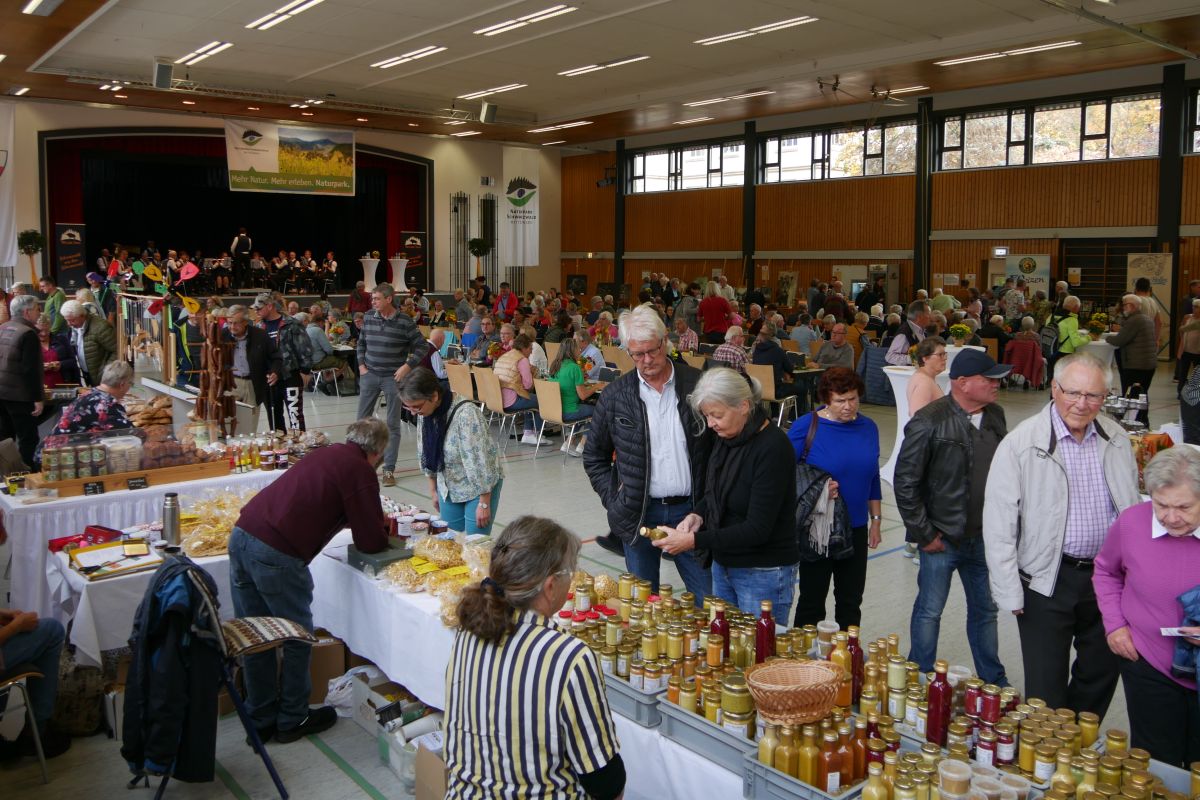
[266,374,306,433]
[0,399,38,469]
[794,525,869,630]
[1015,561,1120,718]
[1119,367,1155,426]
[1119,655,1200,767]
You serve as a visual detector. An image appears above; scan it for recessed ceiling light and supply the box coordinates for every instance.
[407,123,418,127]
[10,87,30,96]
[674,116,713,125]
[542,140,565,145]
[246,0,325,31]
[301,111,314,116]
[357,117,369,122]
[695,16,816,45]
[889,85,929,94]
[526,120,592,133]
[289,103,310,109]
[451,130,482,137]
[684,90,774,107]
[457,83,527,100]
[370,45,446,69]
[100,84,111,91]
[22,0,64,16]
[728,90,774,100]
[305,98,324,105]
[559,54,649,77]
[176,41,234,66]
[935,40,1079,66]
[0,55,6,65]
[247,106,261,110]
[182,100,196,105]
[114,94,127,99]
[444,120,468,126]
[474,5,577,36]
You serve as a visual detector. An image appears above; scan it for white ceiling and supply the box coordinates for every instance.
[31,0,1200,139]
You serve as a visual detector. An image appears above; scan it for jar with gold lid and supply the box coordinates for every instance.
[643,663,663,694]
[683,652,698,678]
[1120,787,1148,800]
[721,674,754,715]
[1094,783,1120,798]
[678,677,698,712]
[1104,730,1129,756]
[1097,756,1123,787]
[895,777,918,800]
[1034,744,1058,783]
[948,743,971,763]
[640,628,659,662]
[1122,758,1150,781]
[634,579,651,603]
[599,645,616,675]
[618,572,635,600]
[667,626,684,660]
[887,655,908,691]
[666,675,682,704]
[1053,749,1076,788]
[706,634,724,668]
[629,660,645,691]
[1124,769,1152,791]
[723,709,755,740]
[703,688,722,724]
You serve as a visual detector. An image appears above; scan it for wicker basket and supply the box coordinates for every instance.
[744,659,843,726]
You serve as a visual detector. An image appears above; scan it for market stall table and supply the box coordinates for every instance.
[1083,339,1119,388]
[3,468,283,619]
[46,550,234,667]
[944,344,985,373]
[880,366,952,487]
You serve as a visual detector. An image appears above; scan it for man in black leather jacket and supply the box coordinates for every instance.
[583,306,713,603]
[894,349,1010,685]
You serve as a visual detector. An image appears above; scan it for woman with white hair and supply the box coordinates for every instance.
[35,361,135,464]
[650,368,799,614]
[1094,446,1200,766]
[1106,294,1157,425]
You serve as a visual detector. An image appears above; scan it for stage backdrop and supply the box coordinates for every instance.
[502,147,539,267]
[225,120,355,195]
[0,103,16,272]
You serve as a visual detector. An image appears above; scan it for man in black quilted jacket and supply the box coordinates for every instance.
[583,305,712,605]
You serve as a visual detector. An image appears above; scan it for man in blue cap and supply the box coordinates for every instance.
[894,348,1012,686]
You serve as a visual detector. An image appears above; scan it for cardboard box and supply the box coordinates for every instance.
[351,674,411,734]
[309,635,347,704]
[415,742,448,800]
[103,688,125,740]
[345,650,376,671]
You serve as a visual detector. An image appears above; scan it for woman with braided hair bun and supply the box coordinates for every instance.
[445,516,625,800]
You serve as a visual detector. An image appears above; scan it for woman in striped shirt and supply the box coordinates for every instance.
[445,516,625,800]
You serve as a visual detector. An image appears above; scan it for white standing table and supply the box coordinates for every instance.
[944,344,985,374]
[1083,340,1119,388]
[360,258,380,293]
[881,366,951,487]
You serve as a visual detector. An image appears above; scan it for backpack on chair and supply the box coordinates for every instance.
[1039,313,1066,361]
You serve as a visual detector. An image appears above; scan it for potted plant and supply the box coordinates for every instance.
[17,228,46,284]
[1086,312,1110,340]
[948,323,972,347]
[468,238,491,274]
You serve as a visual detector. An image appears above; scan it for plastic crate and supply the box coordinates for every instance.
[655,691,757,772]
[603,673,661,728]
[742,752,870,800]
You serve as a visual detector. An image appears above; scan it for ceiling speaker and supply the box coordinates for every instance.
[480,101,496,124]
[153,60,174,90]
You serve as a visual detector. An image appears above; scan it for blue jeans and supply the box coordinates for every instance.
[357,371,402,470]
[622,501,711,605]
[908,536,1007,685]
[228,527,315,730]
[0,619,65,723]
[440,480,503,535]
[713,563,798,617]
[562,405,595,423]
[504,396,543,432]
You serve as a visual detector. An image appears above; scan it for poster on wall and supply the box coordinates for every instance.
[777,272,798,307]
[224,120,354,195]
[0,102,15,273]
[1005,254,1051,292]
[400,231,427,291]
[565,274,587,299]
[1127,253,1173,361]
[54,223,87,290]
[501,147,539,266]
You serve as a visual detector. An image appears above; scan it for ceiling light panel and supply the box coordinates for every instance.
[9,87,30,96]
[457,83,527,100]
[246,0,325,31]
[684,90,775,107]
[527,120,592,133]
[451,130,482,137]
[175,41,234,66]
[370,45,446,69]
[558,54,649,77]
[474,5,577,36]
[21,0,64,17]
[674,116,713,125]
[935,40,1079,66]
[695,16,816,45]
[889,85,930,94]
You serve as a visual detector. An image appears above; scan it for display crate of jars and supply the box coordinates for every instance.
[656,684,760,772]
[602,673,662,728]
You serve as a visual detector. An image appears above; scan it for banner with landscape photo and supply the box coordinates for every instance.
[225,120,355,195]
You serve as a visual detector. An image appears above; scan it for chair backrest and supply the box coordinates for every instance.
[596,366,620,383]
[781,339,799,352]
[533,379,565,426]
[611,348,635,374]
[418,325,431,338]
[863,330,878,340]
[745,363,777,402]
[446,362,476,402]
[544,341,561,363]
[473,367,507,415]
[981,337,999,362]
[683,354,706,370]
[809,340,824,358]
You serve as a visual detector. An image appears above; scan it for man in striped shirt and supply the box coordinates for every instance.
[356,282,429,486]
[712,326,748,374]
[444,516,623,800]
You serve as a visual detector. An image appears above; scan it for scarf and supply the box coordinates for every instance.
[704,405,768,533]
[419,390,456,473]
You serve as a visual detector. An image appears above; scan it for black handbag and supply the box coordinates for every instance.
[795,412,855,562]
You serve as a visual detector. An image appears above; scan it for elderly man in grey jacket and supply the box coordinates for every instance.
[1105,294,1157,426]
[983,353,1141,717]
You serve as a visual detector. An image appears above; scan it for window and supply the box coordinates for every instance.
[1192,89,1200,152]
[760,119,916,183]
[626,139,744,192]
[938,91,1160,170]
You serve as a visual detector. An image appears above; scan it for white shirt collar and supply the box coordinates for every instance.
[636,360,675,394]
[1150,513,1200,540]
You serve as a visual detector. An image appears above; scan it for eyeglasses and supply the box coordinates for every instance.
[1057,387,1106,405]
[627,343,663,361]
[932,351,948,358]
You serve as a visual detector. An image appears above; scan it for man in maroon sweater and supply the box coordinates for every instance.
[229,417,390,744]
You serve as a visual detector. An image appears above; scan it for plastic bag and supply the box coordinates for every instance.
[325,665,383,718]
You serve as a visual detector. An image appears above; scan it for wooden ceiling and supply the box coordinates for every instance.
[1,0,1197,149]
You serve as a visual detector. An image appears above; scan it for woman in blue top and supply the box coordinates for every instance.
[787,367,882,628]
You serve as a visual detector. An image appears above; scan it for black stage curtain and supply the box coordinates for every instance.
[80,150,387,289]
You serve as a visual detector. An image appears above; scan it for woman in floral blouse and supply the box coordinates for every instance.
[35,361,135,464]
[399,367,504,534]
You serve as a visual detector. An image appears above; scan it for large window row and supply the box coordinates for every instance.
[1192,88,1200,153]
[938,93,1161,170]
[628,142,744,193]
[761,121,917,183]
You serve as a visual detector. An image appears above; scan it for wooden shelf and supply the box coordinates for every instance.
[26,460,231,497]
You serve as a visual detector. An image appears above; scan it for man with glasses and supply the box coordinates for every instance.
[467,316,500,362]
[815,323,854,369]
[583,306,713,603]
[983,353,1140,716]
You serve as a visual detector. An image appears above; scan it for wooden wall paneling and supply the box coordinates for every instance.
[930,239,1059,292]
[755,176,915,251]
[559,258,614,297]
[748,259,914,310]
[1183,156,1200,226]
[624,188,743,252]
[1180,239,1200,302]
[561,154,617,252]
[932,160,1159,231]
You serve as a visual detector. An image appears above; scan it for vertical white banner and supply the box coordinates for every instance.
[502,147,539,267]
[0,102,17,271]
[1127,253,1173,361]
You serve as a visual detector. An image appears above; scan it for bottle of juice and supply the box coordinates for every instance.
[818,730,842,794]
[798,724,820,786]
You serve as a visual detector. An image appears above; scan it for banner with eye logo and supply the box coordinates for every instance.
[224,119,355,195]
[502,146,540,267]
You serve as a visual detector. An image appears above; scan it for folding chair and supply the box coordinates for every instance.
[446,362,481,409]
[533,379,590,462]
[0,667,48,784]
[473,367,523,452]
[746,363,797,426]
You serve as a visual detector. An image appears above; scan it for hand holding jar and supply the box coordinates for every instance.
[651,524,695,556]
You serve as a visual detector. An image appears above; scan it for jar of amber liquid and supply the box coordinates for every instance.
[667,675,681,705]
[704,688,723,724]
[707,634,724,667]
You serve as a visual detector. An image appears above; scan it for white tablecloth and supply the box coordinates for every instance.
[944,344,985,374]
[4,469,283,619]
[45,551,234,667]
[1083,340,1119,388]
[881,366,951,487]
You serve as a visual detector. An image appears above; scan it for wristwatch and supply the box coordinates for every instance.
[869,514,882,521]
[478,501,489,510]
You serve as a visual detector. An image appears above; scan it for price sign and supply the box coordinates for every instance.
[82,481,106,496]
[126,476,149,491]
